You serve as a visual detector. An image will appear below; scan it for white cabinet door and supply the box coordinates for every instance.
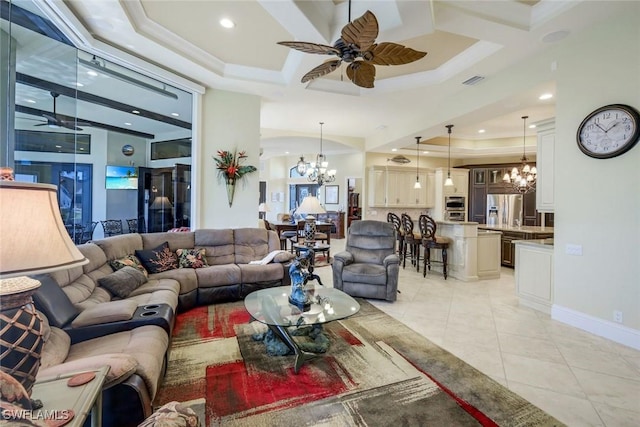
[368,168,387,207]
[443,169,469,196]
[536,124,555,212]
[424,171,435,208]
[386,170,407,206]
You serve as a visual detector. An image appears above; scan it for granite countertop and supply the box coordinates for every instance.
[477,224,554,233]
[514,238,554,248]
[477,229,502,235]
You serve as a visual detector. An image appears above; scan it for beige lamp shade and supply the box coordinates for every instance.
[150,196,173,209]
[296,196,326,215]
[0,182,88,283]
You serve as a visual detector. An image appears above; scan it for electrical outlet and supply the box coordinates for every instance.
[614,310,623,323]
[565,244,583,256]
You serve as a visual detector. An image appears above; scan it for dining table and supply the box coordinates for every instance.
[270,220,333,245]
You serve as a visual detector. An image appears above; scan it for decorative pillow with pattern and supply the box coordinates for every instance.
[176,248,209,269]
[97,266,148,298]
[109,254,148,278]
[135,241,178,274]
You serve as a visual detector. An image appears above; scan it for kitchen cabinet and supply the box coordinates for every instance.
[367,166,432,208]
[536,120,555,212]
[515,240,554,313]
[433,168,469,220]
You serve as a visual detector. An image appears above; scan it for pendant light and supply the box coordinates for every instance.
[444,124,454,186]
[296,156,307,176]
[413,136,422,189]
[503,116,537,193]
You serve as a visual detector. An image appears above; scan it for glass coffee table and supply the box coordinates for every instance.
[244,284,360,373]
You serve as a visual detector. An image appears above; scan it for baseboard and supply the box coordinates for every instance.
[552,304,640,351]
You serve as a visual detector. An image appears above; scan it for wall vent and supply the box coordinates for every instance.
[462,75,485,86]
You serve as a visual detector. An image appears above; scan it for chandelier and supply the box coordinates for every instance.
[296,156,307,176]
[306,122,336,186]
[503,115,537,194]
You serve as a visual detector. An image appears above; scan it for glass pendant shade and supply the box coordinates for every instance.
[444,124,454,186]
[296,156,307,175]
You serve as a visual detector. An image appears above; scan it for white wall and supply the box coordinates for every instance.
[551,4,640,341]
[198,89,261,229]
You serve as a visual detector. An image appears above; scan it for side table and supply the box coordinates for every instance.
[30,365,109,427]
[292,243,331,264]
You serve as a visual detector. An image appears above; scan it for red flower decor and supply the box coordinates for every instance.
[213,149,257,183]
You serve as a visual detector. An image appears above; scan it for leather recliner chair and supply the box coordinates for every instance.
[332,220,400,302]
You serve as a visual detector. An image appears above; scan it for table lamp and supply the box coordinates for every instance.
[258,202,270,220]
[0,180,88,403]
[296,195,326,246]
[150,196,173,210]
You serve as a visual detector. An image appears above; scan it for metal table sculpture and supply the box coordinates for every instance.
[288,249,323,310]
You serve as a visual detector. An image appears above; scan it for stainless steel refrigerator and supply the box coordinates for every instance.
[486,194,523,227]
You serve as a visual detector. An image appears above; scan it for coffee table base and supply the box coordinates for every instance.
[268,324,318,374]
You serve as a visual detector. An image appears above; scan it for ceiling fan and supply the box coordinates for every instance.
[278,6,426,88]
[34,92,89,131]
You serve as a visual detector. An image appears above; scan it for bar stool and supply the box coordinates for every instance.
[418,214,451,279]
[401,213,420,269]
[386,212,404,258]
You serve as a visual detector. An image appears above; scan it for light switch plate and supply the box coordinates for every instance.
[565,244,583,256]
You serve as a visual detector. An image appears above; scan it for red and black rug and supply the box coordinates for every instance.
[155,301,563,426]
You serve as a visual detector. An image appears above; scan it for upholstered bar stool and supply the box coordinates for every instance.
[386,212,404,258]
[418,214,451,279]
[400,213,420,269]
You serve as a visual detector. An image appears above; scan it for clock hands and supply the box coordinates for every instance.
[595,123,607,133]
[605,121,620,132]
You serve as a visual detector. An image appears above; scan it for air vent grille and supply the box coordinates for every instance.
[462,76,485,86]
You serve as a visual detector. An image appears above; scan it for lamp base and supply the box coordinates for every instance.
[0,277,44,397]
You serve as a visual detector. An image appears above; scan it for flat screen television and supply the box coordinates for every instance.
[105,165,138,190]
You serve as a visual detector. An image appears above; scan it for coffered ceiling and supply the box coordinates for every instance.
[18,1,626,159]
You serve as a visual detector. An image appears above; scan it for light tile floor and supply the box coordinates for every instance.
[314,239,640,427]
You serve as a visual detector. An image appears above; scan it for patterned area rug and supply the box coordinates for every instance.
[155,300,563,427]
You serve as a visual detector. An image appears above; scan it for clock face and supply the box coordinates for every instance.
[577,104,640,159]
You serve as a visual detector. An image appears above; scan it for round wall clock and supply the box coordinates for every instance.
[576,104,640,159]
[122,144,135,156]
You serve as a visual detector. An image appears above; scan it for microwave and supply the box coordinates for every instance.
[445,196,466,211]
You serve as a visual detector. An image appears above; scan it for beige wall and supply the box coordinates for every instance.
[198,89,261,229]
[552,5,640,332]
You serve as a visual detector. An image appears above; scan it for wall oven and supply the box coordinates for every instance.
[445,211,466,222]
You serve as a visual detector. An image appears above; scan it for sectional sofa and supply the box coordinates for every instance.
[32,228,294,426]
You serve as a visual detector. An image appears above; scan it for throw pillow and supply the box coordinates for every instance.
[109,254,148,278]
[135,241,178,273]
[176,248,209,269]
[97,266,147,298]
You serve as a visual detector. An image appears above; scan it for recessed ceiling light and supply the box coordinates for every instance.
[79,147,84,151]
[529,124,536,129]
[220,18,235,29]
[124,122,132,126]
[171,112,180,117]
[132,110,140,114]
[75,82,84,87]
[539,93,553,100]
[478,129,486,134]
[25,99,36,104]
[87,70,98,77]
[285,151,289,155]
[422,151,429,154]
[391,148,397,152]
[542,30,569,44]
[55,145,62,148]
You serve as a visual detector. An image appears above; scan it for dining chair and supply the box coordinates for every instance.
[100,219,124,237]
[126,218,138,233]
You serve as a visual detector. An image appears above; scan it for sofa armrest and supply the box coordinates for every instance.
[37,353,138,389]
[71,300,138,328]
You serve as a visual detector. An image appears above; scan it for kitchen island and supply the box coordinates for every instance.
[477,225,554,267]
[430,221,501,281]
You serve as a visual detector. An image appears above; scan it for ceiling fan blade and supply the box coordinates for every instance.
[341,10,378,52]
[42,113,58,122]
[367,42,427,66]
[301,59,342,83]
[277,41,340,56]
[346,61,375,88]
